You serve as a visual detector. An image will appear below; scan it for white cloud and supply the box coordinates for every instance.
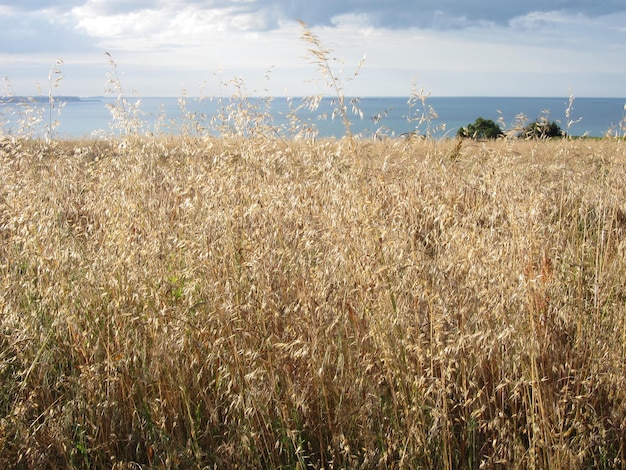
[430,11,495,30]
[73,9,165,39]
[70,1,282,51]
[509,10,591,31]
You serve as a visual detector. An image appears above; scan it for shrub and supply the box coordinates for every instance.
[457,117,503,139]
[520,119,564,139]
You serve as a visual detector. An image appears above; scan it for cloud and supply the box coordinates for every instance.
[0,7,96,54]
[5,0,626,52]
[0,0,84,14]
[2,1,625,97]
[262,0,626,31]
[69,0,284,47]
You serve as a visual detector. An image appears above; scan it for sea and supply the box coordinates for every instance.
[1,96,625,139]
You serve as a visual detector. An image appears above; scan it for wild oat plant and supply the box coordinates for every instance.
[1,129,626,468]
[104,52,145,138]
[299,20,366,143]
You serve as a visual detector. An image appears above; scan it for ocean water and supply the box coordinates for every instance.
[1,96,625,139]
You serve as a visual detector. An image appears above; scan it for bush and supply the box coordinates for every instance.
[520,119,564,139]
[457,117,503,139]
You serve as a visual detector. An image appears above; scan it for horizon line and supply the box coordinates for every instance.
[2,95,625,100]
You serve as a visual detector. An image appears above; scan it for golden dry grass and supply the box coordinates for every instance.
[1,136,626,468]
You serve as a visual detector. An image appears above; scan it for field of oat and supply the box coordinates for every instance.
[1,133,625,468]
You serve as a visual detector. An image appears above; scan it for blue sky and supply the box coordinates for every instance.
[1,0,625,97]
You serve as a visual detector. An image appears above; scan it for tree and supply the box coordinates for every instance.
[457,117,503,139]
[520,119,564,139]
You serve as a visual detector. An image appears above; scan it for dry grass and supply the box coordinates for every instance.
[1,134,626,468]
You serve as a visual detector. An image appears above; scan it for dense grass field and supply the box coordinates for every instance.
[1,133,625,468]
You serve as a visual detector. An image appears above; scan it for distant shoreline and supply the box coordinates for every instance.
[0,96,102,103]
[1,95,625,101]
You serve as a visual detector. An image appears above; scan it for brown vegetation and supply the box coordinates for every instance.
[1,135,626,468]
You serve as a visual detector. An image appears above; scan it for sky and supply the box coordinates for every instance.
[1,0,625,97]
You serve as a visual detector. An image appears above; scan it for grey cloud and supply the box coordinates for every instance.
[75,0,167,15]
[266,0,626,30]
[4,0,626,33]
[0,10,97,54]
[0,0,85,11]
[9,1,626,25]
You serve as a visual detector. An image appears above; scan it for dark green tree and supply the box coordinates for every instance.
[457,117,503,139]
[520,119,564,139]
